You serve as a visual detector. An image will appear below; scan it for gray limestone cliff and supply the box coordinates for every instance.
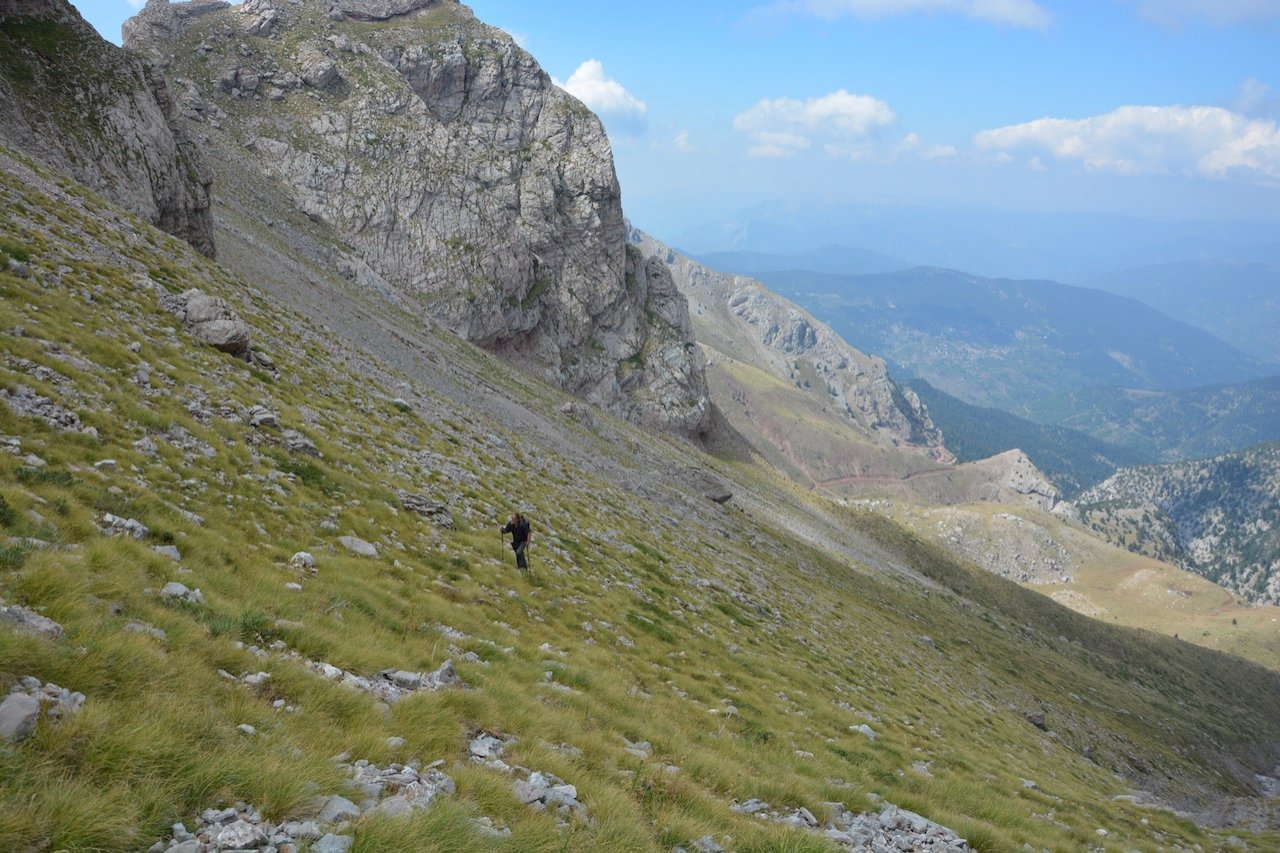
[123,0,711,436]
[0,0,215,256]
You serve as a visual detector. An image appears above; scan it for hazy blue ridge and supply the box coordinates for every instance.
[748,266,1276,413]
[1088,259,1280,363]
[1025,375,1280,463]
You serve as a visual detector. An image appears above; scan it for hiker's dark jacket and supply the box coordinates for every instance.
[502,518,530,544]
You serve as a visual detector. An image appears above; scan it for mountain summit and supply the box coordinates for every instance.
[123,0,713,436]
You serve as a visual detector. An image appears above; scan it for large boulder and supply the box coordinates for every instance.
[161,289,253,360]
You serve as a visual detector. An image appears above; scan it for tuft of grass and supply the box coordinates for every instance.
[15,466,74,487]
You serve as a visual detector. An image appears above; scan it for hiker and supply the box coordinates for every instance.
[500,512,531,570]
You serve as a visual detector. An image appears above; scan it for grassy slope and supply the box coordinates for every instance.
[872,500,1280,669]
[2,148,1280,853]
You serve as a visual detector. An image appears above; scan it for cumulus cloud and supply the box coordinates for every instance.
[1133,0,1280,27]
[554,60,647,136]
[734,89,897,158]
[672,130,694,152]
[974,105,1280,184]
[765,0,1051,29]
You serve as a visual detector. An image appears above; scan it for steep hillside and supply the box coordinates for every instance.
[122,0,711,437]
[4,137,1280,851]
[1078,442,1280,606]
[753,267,1275,413]
[0,0,213,255]
[1091,260,1280,363]
[909,379,1151,497]
[1027,376,1280,463]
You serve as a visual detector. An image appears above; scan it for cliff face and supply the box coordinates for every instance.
[0,0,215,256]
[123,0,711,436]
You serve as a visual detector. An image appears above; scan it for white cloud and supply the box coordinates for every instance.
[672,130,694,153]
[975,105,1280,184]
[1133,0,1280,27]
[898,131,958,160]
[767,0,1051,29]
[554,60,647,136]
[734,89,897,158]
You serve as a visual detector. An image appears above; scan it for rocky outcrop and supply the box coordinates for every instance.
[0,0,215,256]
[123,0,711,436]
[1078,441,1280,604]
[629,228,950,459]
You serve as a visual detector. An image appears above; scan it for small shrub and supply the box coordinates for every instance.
[0,541,29,569]
[0,495,15,527]
[15,467,74,487]
[0,237,31,263]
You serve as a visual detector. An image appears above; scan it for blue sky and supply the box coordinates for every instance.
[79,1,1280,238]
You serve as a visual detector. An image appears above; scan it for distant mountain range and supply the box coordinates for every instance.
[908,379,1150,497]
[1025,376,1280,463]
[695,245,910,278]
[1078,442,1280,605]
[748,266,1277,413]
[1088,260,1280,363]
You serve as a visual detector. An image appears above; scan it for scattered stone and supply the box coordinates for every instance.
[0,604,64,640]
[159,581,205,605]
[1,677,85,740]
[236,723,257,736]
[247,405,278,428]
[397,490,453,528]
[124,621,168,641]
[733,797,969,850]
[0,385,81,431]
[337,535,378,557]
[291,650,461,703]
[622,735,653,758]
[283,428,320,456]
[316,795,360,824]
[290,551,317,570]
[512,769,591,822]
[0,693,41,742]
[133,436,159,455]
[152,544,182,561]
[1025,710,1048,731]
[313,833,354,853]
[854,724,878,740]
[386,736,406,750]
[103,513,149,539]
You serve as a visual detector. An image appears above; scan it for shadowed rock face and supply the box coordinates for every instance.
[0,0,215,257]
[123,0,712,437]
